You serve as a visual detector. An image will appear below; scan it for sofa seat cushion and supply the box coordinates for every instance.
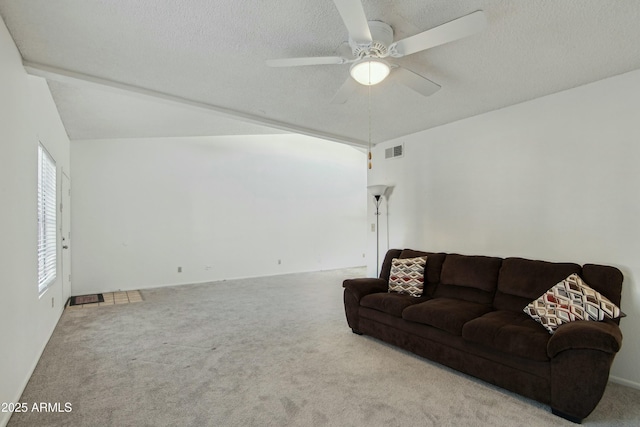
[360,292,428,318]
[462,311,551,362]
[402,298,493,336]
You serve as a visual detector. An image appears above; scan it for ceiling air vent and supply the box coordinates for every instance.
[385,144,403,159]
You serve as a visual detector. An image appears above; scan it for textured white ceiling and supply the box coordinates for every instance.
[1,0,640,144]
[46,80,287,140]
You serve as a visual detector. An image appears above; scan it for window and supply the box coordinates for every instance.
[38,144,56,294]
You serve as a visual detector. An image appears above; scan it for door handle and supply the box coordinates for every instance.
[62,245,69,249]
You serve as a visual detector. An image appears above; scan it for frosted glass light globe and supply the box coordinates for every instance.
[350,59,390,86]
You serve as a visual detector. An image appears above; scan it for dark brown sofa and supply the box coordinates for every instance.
[343,249,624,423]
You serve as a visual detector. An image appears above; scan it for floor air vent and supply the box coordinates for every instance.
[385,144,403,159]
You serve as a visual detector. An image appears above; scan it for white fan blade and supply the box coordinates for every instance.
[266,56,347,67]
[333,0,372,44]
[331,77,359,104]
[393,67,441,97]
[391,10,486,57]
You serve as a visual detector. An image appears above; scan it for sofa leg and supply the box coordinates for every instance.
[351,329,363,335]
[551,408,582,424]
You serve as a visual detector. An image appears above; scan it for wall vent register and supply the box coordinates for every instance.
[385,144,403,159]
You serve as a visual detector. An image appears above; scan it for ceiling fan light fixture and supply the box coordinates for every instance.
[350,58,390,86]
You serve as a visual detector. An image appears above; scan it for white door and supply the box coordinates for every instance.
[61,172,71,303]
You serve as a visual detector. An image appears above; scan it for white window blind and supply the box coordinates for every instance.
[38,144,56,294]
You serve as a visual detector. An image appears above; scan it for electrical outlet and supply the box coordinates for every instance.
[371,223,376,232]
[278,259,282,265]
[205,265,212,270]
[178,266,182,273]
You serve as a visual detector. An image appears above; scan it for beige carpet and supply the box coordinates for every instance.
[8,268,640,426]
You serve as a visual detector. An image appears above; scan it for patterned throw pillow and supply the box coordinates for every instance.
[524,273,623,334]
[388,256,428,297]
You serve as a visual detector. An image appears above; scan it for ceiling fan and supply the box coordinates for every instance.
[266,0,487,103]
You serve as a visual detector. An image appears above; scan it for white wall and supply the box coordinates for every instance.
[71,134,366,293]
[368,68,640,388]
[0,18,71,427]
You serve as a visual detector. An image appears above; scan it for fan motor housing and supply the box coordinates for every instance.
[349,21,394,58]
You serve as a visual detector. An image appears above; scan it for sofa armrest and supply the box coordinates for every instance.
[547,320,622,358]
[343,278,388,302]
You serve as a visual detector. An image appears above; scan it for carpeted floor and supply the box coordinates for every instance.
[8,268,640,426]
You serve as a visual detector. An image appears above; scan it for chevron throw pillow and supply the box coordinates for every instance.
[524,273,623,334]
[388,256,428,297]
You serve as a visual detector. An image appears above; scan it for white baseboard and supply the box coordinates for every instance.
[610,375,640,390]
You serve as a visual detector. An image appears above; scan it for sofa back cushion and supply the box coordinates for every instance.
[581,264,624,307]
[379,249,446,298]
[435,254,502,304]
[581,263,624,324]
[379,249,402,281]
[400,249,447,298]
[494,257,581,311]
